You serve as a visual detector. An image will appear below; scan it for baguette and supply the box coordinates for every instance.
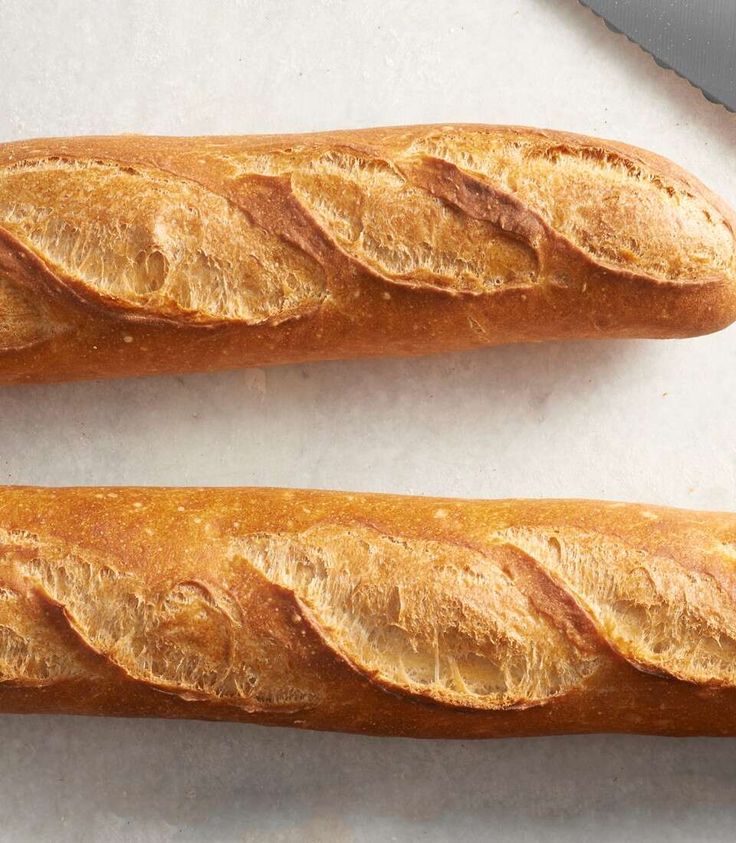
[1,125,735,385]
[2,486,736,737]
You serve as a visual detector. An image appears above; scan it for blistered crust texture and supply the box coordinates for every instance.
[3,493,736,737]
[0,125,734,349]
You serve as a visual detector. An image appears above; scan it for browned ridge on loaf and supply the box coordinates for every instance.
[0,125,735,384]
[3,487,736,738]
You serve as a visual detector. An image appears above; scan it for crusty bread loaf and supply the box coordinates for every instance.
[1,125,735,385]
[3,486,736,737]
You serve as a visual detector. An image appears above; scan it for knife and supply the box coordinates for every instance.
[579,0,736,112]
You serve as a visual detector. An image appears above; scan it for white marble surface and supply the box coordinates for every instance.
[1,0,736,840]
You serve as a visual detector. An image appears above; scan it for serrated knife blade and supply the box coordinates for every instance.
[580,0,736,112]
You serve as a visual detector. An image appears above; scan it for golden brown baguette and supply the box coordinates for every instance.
[1,125,735,385]
[3,486,736,737]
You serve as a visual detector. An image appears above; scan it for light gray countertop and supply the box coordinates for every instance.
[1,0,735,840]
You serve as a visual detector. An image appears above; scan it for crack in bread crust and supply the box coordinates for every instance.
[286,150,540,294]
[0,158,327,325]
[0,529,319,711]
[498,526,736,686]
[217,145,542,295]
[233,524,602,709]
[0,586,87,685]
[406,128,735,283]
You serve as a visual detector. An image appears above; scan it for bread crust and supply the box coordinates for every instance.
[2,486,736,738]
[0,125,734,385]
